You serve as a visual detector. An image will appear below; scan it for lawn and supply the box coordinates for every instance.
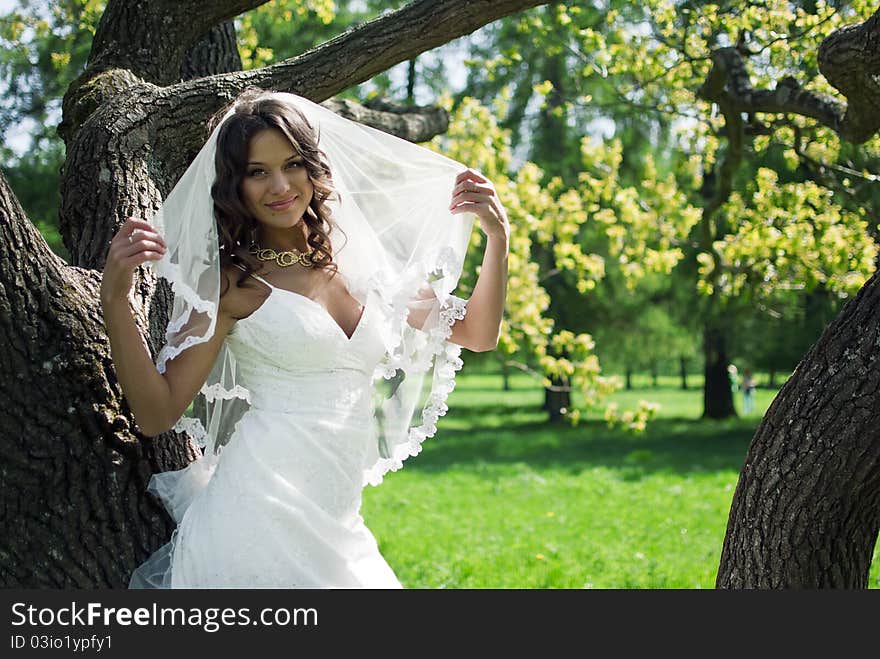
[361,369,880,588]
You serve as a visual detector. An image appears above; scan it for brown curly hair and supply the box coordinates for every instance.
[209,87,347,291]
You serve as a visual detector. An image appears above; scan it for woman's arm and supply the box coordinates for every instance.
[101,218,235,436]
[447,169,510,352]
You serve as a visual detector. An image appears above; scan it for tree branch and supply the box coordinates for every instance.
[322,97,449,140]
[697,5,880,146]
[818,8,880,143]
[64,0,548,167]
[163,0,549,108]
[698,47,845,131]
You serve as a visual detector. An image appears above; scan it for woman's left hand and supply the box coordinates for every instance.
[449,168,510,241]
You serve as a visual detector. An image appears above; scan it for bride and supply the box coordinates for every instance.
[100,88,509,588]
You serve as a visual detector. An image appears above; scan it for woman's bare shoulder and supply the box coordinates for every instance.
[219,260,267,321]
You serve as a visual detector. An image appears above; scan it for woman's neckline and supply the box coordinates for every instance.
[232,262,366,341]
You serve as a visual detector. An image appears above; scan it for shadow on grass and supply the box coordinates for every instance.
[411,406,757,480]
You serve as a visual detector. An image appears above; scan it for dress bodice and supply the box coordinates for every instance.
[224,271,388,415]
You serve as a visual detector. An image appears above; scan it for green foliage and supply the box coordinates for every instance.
[237,0,345,70]
[455,0,879,421]
[0,0,101,141]
[596,0,880,303]
[428,93,617,421]
[709,168,876,299]
[731,285,840,378]
[429,93,705,430]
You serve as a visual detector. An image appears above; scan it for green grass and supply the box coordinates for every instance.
[361,370,880,588]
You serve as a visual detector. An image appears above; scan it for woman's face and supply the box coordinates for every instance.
[240,128,314,233]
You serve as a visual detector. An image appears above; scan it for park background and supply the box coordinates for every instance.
[1,0,878,587]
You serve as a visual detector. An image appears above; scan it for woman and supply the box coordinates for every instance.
[101,89,509,587]
[741,368,756,415]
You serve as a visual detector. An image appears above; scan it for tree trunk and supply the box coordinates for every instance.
[500,357,511,391]
[0,170,197,587]
[407,58,417,103]
[625,366,632,390]
[703,323,736,419]
[180,21,242,79]
[679,356,688,390]
[768,369,776,388]
[542,374,570,422]
[717,271,880,588]
[650,360,658,388]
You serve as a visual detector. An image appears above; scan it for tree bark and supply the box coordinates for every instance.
[0,170,196,587]
[180,21,243,80]
[88,1,268,85]
[679,356,688,390]
[717,271,880,588]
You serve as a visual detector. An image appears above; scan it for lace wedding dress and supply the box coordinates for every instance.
[129,268,468,588]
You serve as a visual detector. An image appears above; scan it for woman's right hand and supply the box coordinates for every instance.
[100,218,167,306]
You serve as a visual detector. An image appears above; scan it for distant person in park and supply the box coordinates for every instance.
[101,89,509,588]
[741,368,756,415]
[727,363,739,395]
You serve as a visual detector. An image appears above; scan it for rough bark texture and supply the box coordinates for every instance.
[816,9,880,143]
[717,271,880,588]
[0,0,550,587]
[181,21,243,80]
[88,0,267,85]
[323,97,449,143]
[0,170,196,587]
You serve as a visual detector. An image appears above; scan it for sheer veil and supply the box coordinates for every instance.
[142,91,473,532]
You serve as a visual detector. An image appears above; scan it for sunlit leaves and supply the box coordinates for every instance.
[578,136,700,289]
[0,0,103,142]
[427,91,707,427]
[239,0,342,70]
[712,168,876,300]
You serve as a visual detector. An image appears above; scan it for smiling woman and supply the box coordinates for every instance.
[99,88,509,589]
[241,130,314,232]
[209,95,367,340]
[209,94,340,291]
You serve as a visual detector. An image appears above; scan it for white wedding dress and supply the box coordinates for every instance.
[130,268,466,588]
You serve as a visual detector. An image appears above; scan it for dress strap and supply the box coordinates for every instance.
[232,262,274,288]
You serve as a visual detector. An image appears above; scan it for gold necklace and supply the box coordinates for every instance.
[248,241,315,268]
